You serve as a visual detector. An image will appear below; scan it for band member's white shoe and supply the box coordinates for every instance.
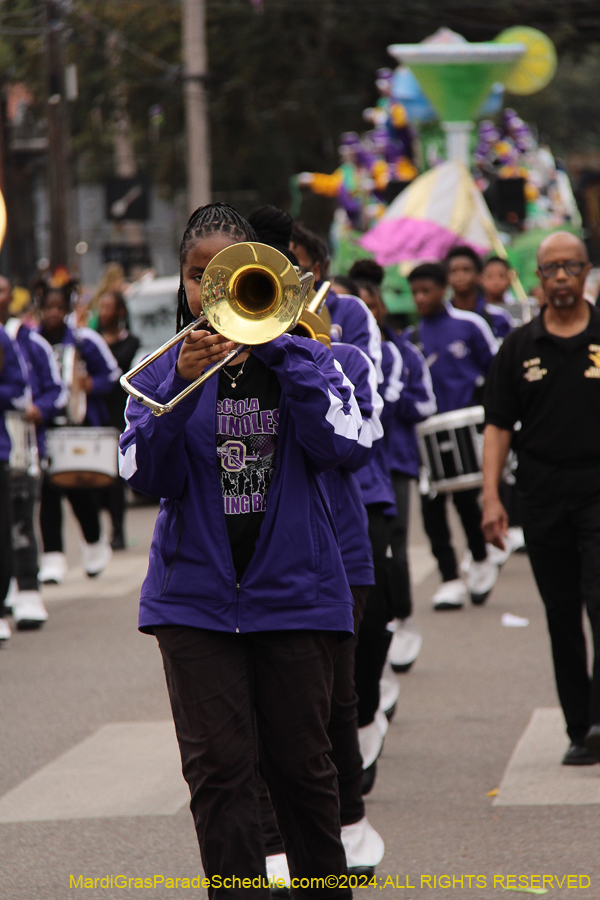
[359,719,384,770]
[389,618,423,672]
[432,579,467,610]
[4,578,17,615]
[39,552,67,585]
[0,618,11,643]
[507,526,525,551]
[379,662,400,721]
[266,853,290,896]
[12,591,49,630]
[342,816,385,873]
[486,527,526,567]
[486,544,510,567]
[81,538,112,578]
[359,716,386,796]
[466,557,499,606]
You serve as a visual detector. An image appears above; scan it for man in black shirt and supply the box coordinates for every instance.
[481,231,600,766]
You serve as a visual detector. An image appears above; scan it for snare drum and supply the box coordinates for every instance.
[416,406,484,495]
[46,427,119,489]
[5,411,40,478]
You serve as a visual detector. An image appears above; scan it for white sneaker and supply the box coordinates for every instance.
[389,618,423,672]
[466,557,499,605]
[359,719,384,769]
[0,618,11,643]
[460,550,472,576]
[39,552,67,585]
[12,591,49,630]
[81,538,112,578]
[507,526,525,552]
[4,578,18,615]
[342,816,385,870]
[379,662,400,720]
[486,542,511,567]
[432,578,467,610]
[486,527,526,567]
[375,707,389,740]
[266,853,290,893]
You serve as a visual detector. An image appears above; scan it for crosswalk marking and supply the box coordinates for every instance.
[41,556,149,603]
[495,708,600,806]
[0,722,188,822]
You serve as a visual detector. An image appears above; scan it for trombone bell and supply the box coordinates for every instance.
[202,242,312,345]
[120,242,314,416]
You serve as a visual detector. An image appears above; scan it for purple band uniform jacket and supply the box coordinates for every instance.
[119,335,361,636]
[356,340,402,515]
[0,325,27,462]
[7,321,67,457]
[37,324,121,426]
[473,294,515,341]
[323,286,383,383]
[383,327,437,479]
[323,342,383,587]
[405,303,498,414]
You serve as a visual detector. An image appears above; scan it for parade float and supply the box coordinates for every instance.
[295,26,580,316]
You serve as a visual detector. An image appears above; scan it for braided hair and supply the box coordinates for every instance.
[177,202,257,332]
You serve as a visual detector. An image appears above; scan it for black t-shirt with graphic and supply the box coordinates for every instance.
[216,353,281,581]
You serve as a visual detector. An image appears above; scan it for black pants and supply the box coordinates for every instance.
[0,464,12,614]
[99,476,126,537]
[261,585,369,856]
[40,475,100,552]
[518,459,600,743]
[9,473,39,591]
[420,488,486,582]
[389,472,412,620]
[154,626,351,900]
[355,506,397,728]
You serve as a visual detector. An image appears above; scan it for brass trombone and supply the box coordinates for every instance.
[120,242,315,417]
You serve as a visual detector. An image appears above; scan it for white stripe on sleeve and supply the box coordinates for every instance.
[384,341,403,404]
[78,327,122,381]
[355,348,384,448]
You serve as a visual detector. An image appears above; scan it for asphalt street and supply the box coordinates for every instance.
[0,490,598,900]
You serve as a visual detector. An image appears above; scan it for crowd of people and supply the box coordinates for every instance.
[2,202,599,897]
[0,275,139,639]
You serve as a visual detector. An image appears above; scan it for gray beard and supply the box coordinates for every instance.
[550,294,576,308]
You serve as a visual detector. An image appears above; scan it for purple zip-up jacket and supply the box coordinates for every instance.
[0,325,27,462]
[322,342,383,587]
[383,326,437,479]
[405,303,498,414]
[7,321,67,457]
[322,286,383,383]
[473,293,515,341]
[37,324,121,426]
[355,340,401,515]
[119,335,361,635]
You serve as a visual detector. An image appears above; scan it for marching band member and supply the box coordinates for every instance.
[119,203,361,899]
[0,277,67,629]
[289,224,383,380]
[405,263,499,610]
[248,206,385,879]
[349,261,437,671]
[36,283,120,584]
[446,246,514,341]
[0,319,27,643]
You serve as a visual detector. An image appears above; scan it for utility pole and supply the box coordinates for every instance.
[182,0,211,213]
[45,0,71,270]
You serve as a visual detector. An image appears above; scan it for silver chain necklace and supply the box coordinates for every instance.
[221,357,248,389]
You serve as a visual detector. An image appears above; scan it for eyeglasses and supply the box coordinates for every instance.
[538,260,587,278]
